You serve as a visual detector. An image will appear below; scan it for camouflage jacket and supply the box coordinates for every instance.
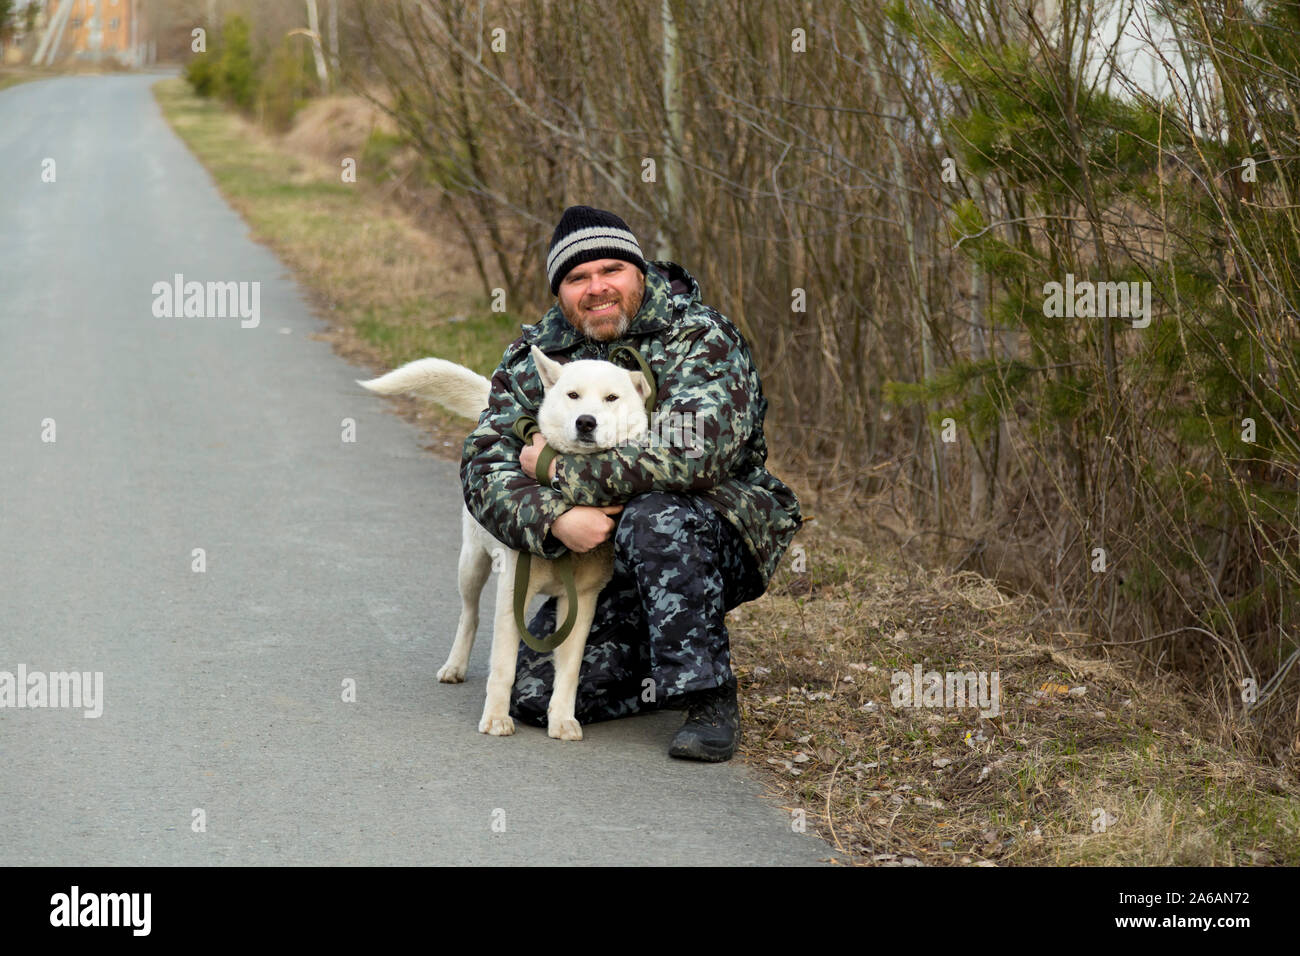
[460,260,802,587]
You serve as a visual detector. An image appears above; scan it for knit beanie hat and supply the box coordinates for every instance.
[546,205,647,295]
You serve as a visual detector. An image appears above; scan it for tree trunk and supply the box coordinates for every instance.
[305,0,330,92]
[658,0,684,260]
[327,0,339,74]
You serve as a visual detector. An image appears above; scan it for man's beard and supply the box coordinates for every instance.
[561,276,644,342]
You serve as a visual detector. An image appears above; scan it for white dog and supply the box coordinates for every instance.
[359,346,650,740]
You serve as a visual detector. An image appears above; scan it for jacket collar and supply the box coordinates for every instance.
[522,260,700,354]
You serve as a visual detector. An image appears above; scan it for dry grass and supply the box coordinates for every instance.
[281,92,398,163]
[734,510,1300,865]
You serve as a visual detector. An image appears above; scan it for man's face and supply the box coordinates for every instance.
[557,259,645,342]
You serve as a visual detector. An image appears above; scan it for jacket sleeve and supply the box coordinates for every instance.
[460,345,572,558]
[547,319,759,505]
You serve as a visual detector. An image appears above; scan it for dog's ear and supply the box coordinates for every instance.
[627,370,653,405]
[531,345,564,392]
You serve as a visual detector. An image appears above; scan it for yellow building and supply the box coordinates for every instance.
[30,0,151,66]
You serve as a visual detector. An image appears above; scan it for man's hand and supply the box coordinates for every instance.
[519,433,557,483]
[523,433,621,551]
[551,505,624,553]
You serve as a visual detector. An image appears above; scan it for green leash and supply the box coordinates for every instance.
[508,345,658,653]
[513,551,581,653]
[606,344,657,418]
[509,413,575,652]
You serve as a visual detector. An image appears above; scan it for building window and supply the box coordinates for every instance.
[110,18,119,30]
[71,19,82,29]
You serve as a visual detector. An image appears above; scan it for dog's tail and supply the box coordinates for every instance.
[357,358,492,421]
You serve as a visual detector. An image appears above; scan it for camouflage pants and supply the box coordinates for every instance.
[509,491,763,727]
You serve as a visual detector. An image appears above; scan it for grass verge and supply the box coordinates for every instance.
[738,518,1300,864]
[154,76,1300,865]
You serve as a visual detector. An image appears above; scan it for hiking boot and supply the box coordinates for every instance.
[668,677,739,762]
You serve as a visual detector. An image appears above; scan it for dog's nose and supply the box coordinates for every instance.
[575,415,597,434]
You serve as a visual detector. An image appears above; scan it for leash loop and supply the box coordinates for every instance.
[513,551,580,652]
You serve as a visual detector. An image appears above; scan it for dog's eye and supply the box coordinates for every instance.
[567,391,580,400]
[604,394,619,402]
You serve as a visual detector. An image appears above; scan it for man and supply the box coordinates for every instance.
[461,205,801,761]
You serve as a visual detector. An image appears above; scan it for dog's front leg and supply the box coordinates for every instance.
[479,552,524,736]
[547,594,596,741]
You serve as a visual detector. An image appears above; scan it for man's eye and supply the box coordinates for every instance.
[605,394,619,402]
[567,391,580,400]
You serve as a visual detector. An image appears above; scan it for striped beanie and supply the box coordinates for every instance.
[546,205,647,295]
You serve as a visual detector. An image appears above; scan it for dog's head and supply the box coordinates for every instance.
[531,345,651,454]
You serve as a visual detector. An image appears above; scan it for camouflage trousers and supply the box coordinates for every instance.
[509,491,764,727]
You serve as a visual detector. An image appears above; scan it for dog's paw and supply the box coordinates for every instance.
[437,661,467,683]
[479,713,515,736]
[547,716,583,741]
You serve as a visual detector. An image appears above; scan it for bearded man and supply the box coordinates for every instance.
[461,205,801,761]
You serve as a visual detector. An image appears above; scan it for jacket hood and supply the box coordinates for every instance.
[522,260,703,355]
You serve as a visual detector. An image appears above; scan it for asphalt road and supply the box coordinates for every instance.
[0,74,827,866]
